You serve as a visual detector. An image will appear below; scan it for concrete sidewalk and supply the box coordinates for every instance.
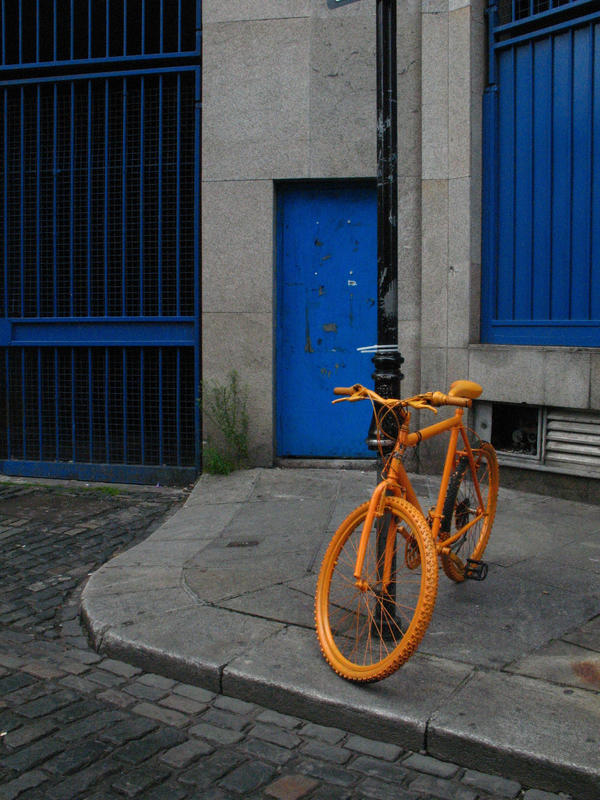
[81,467,600,799]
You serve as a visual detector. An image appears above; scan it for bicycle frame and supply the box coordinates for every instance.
[353,406,486,582]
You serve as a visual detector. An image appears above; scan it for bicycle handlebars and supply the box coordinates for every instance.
[332,384,472,409]
[333,387,355,396]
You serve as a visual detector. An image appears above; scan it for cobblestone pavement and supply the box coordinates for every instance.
[0,481,573,800]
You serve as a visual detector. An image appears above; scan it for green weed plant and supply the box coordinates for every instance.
[201,370,249,475]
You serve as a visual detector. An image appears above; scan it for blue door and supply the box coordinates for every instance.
[276,182,377,457]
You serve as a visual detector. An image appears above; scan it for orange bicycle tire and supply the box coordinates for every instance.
[314,497,438,683]
[440,441,499,582]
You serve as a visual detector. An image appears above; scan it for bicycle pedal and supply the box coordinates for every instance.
[465,559,488,581]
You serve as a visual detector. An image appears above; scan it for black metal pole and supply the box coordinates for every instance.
[369,0,403,640]
[376,0,398,357]
[367,0,403,452]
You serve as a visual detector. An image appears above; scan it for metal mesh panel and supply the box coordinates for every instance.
[0,2,201,481]
[1,73,196,320]
[0,346,196,466]
[0,0,199,66]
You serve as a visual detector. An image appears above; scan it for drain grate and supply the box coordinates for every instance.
[226,540,260,548]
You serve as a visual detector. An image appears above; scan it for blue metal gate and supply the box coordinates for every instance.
[276,182,377,458]
[0,2,201,483]
[482,0,600,346]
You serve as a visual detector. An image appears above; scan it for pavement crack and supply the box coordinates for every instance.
[306,471,344,575]
[424,667,477,754]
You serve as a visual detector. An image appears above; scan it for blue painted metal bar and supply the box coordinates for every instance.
[21,349,26,458]
[53,0,57,63]
[488,319,600,326]
[193,66,201,470]
[71,348,76,462]
[481,322,600,346]
[19,87,24,317]
[87,79,92,316]
[5,350,10,458]
[158,347,163,463]
[104,347,109,462]
[178,0,183,52]
[36,85,41,316]
[18,0,22,64]
[481,86,498,344]
[592,23,600,322]
[158,75,163,314]
[140,76,145,315]
[70,82,75,317]
[88,346,93,460]
[106,0,110,59]
[53,82,58,316]
[122,76,127,315]
[123,348,128,462]
[55,348,59,459]
[571,24,593,319]
[104,78,109,316]
[160,0,164,54]
[0,458,197,486]
[3,89,8,318]
[37,348,42,458]
[6,319,195,347]
[140,348,145,463]
[0,52,201,76]
[513,41,533,320]
[1,0,5,66]
[123,0,127,56]
[176,73,181,315]
[531,36,552,321]
[0,65,199,87]
[495,48,516,320]
[551,29,572,320]
[176,348,181,465]
[196,0,202,51]
[70,0,74,61]
[142,0,146,56]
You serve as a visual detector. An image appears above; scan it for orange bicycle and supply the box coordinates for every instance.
[314,380,499,683]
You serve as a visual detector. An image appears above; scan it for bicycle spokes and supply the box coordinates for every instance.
[315,497,438,681]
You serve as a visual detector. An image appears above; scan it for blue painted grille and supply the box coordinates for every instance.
[0,5,201,483]
[482,1,600,346]
[1,346,195,470]
[0,0,198,65]
[2,75,196,319]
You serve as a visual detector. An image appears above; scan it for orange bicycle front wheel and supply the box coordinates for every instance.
[315,497,438,683]
[440,441,499,582]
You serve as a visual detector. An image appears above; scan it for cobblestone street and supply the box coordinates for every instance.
[0,480,573,799]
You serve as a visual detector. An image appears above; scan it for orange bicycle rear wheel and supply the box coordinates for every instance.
[315,497,438,683]
[440,441,499,582]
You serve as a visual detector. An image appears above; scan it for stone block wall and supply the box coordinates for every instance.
[201,0,600,480]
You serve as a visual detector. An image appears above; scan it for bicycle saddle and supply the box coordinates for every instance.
[448,380,482,399]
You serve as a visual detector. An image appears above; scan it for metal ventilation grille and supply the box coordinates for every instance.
[544,410,600,475]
